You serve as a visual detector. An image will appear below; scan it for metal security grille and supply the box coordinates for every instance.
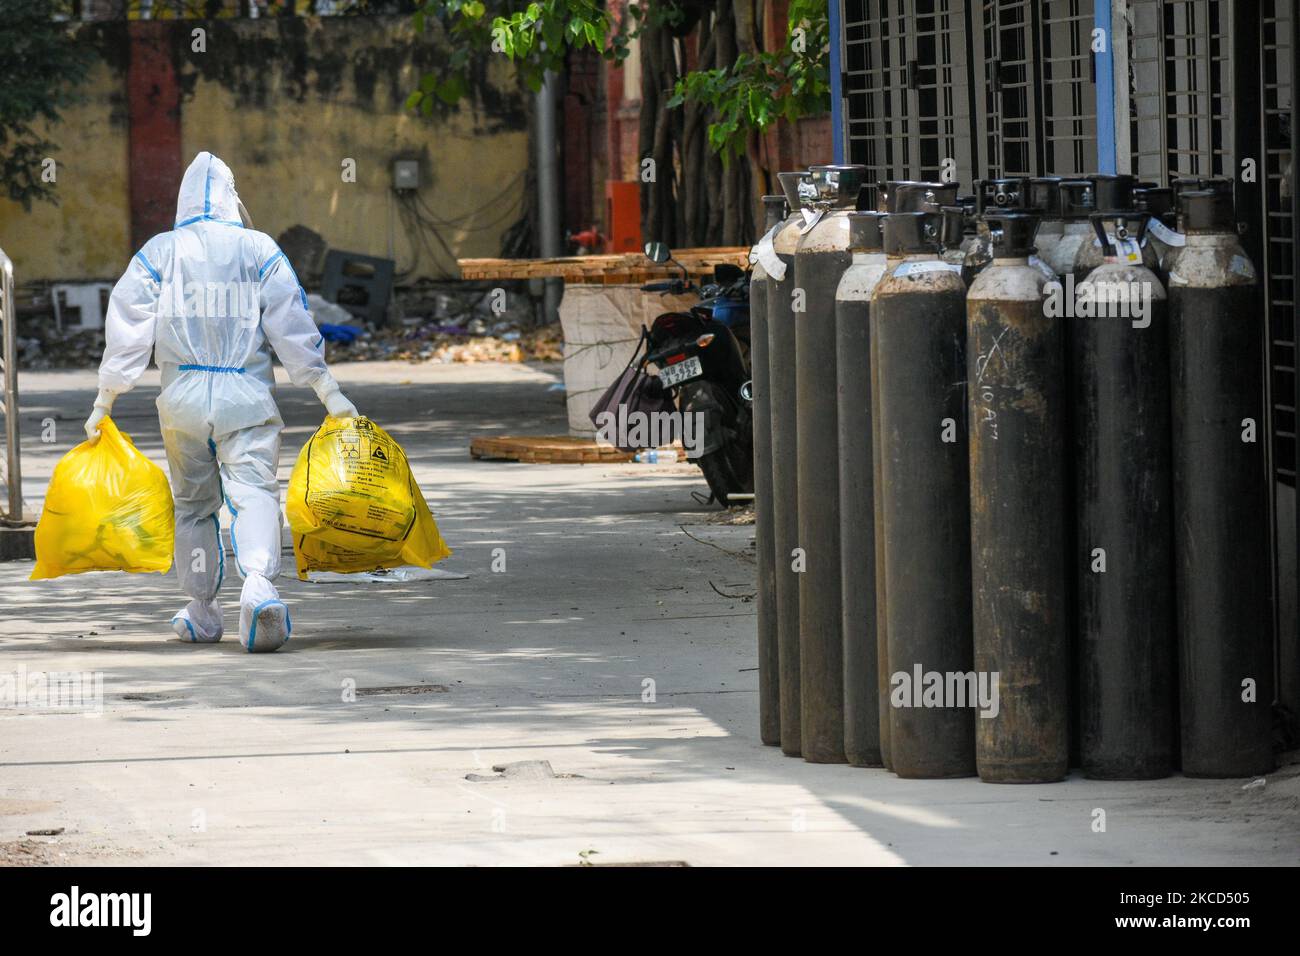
[975,0,1036,176]
[842,0,912,189]
[842,0,975,199]
[911,0,974,180]
[842,0,1095,187]
[1038,0,1097,175]
[1125,0,1234,181]
[1261,0,1296,485]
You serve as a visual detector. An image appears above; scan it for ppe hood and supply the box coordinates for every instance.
[176,152,244,227]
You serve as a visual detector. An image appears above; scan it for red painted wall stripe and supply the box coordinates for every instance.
[126,21,183,251]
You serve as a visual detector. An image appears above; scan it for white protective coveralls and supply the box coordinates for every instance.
[88,152,357,652]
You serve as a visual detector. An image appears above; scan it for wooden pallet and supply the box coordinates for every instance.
[470,435,682,464]
[471,435,633,463]
[457,247,749,284]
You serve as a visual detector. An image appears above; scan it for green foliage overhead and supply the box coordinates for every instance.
[407,0,831,156]
[406,0,642,116]
[0,0,96,209]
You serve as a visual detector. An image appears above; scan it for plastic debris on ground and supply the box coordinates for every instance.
[318,322,364,343]
[305,292,355,326]
[304,566,470,584]
[703,503,756,526]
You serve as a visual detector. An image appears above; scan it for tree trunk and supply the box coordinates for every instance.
[638,0,761,247]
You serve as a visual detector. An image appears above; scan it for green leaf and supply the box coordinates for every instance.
[404,90,424,111]
[435,76,466,105]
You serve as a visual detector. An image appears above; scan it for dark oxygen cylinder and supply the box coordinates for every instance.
[874,211,975,778]
[795,163,867,763]
[967,212,1070,783]
[1072,174,1159,282]
[769,170,811,757]
[835,211,888,768]
[1167,189,1275,777]
[1074,211,1176,779]
[1044,179,1096,277]
[752,192,790,748]
[1029,177,1064,272]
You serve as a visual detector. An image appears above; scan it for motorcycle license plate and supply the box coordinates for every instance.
[659,355,703,387]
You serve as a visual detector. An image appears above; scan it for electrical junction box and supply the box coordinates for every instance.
[392,159,420,191]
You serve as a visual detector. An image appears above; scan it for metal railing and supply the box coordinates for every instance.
[0,246,22,522]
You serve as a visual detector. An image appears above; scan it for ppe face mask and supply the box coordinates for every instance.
[237,200,254,228]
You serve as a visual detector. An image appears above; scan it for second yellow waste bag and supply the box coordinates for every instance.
[30,416,174,580]
[286,415,451,578]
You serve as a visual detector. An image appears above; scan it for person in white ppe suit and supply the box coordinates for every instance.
[86,152,358,652]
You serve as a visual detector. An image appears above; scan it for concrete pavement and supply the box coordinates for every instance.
[1,360,1296,866]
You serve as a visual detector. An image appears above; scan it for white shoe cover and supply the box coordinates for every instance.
[239,572,291,653]
[171,599,223,643]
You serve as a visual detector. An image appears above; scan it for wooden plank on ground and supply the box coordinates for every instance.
[470,435,683,464]
[470,435,632,463]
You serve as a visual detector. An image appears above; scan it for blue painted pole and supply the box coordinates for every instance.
[1095,0,1117,173]
[830,0,845,163]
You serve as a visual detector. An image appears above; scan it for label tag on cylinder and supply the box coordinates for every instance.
[752,226,787,280]
[800,208,826,234]
[1147,218,1187,247]
[893,260,963,278]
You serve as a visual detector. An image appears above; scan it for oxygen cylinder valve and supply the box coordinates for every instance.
[982,211,1041,258]
[975,177,1030,213]
[883,210,943,257]
[1090,211,1150,259]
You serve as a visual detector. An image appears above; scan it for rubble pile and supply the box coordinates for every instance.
[325,321,562,365]
[16,328,105,371]
[11,280,564,369]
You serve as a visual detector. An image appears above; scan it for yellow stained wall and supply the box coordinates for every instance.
[0,55,131,282]
[0,16,529,284]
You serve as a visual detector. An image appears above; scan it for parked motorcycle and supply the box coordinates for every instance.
[639,242,753,505]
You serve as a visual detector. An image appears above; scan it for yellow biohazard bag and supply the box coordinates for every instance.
[286,415,451,579]
[31,416,174,580]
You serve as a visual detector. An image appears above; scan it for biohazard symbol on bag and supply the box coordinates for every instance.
[30,417,175,580]
[286,415,451,578]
